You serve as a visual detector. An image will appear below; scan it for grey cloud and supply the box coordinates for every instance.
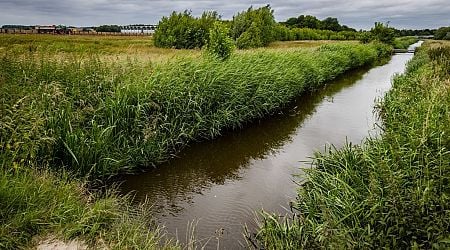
[0,0,448,29]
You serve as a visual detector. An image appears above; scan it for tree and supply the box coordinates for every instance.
[320,17,341,31]
[95,25,121,32]
[300,15,320,29]
[154,10,219,49]
[435,27,450,40]
[231,5,276,49]
[371,22,395,44]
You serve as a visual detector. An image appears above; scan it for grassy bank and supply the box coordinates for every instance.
[393,36,419,49]
[0,165,175,249]
[1,42,391,178]
[255,41,450,249]
[0,39,391,248]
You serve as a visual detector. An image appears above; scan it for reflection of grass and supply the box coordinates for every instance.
[256,42,450,249]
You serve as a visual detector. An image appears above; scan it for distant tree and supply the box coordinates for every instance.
[95,25,121,32]
[206,21,235,60]
[370,22,395,44]
[320,17,341,31]
[285,17,299,27]
[300,15,320,29]
[231,5,276,49]
[435,27,450,40]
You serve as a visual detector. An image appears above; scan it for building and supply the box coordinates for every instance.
[120,24,157,34]
[35,25,57,34]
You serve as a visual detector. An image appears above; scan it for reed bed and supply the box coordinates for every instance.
[254,41,450,249]
[1,42,391,178]
[0,41,390,248]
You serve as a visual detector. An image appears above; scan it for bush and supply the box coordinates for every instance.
[435,26,450,40]
[206,22,234,60]
[154,10,219,49]
[231,5,276,49]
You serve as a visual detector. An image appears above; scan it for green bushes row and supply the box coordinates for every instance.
[154,6,360,50]
[393,36,419,49]
[255,43,450,249]
[153,10,219,49]
[274,25,360,41]
[0,43,391,178]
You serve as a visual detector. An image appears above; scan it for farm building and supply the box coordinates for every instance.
[120,24,157,34]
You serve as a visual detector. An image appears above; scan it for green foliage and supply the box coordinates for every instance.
[154,10,219,49]
[0,166,168,249]
[256,42,450,249]
[393,36,419,49]
[206,21,234,60]
[95,25,121,32]
[0,43,390,179]
[359,22,396,45]
[231,5,276,49]
[371,22,396,45]
[359,31,374,44]
[435,26,450,40]
[283,15,356,32]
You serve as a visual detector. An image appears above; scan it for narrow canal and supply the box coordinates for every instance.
[119,42,423,249]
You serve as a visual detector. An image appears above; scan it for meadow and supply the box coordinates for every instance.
[255,41,450,249]
[0,34,393,248]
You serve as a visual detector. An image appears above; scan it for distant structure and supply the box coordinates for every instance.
[1,24,156,36]
[120,24,157,34]
[35,25,57,34]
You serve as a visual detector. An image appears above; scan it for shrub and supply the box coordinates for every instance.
[154,10,219,49]
[231,5,276,49]
[206,21,235,60]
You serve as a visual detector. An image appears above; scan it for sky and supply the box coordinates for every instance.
[0,0,449,30]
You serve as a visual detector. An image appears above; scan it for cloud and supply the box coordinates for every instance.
[0,0,448,29]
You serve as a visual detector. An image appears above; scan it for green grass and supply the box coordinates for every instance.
[0,164,175,249]
[254,41,450,249]
[0,42,392,178]
[393,36,419,49]
[0,38,391,248]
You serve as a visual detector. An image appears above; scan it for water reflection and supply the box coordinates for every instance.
[120,67,369,211]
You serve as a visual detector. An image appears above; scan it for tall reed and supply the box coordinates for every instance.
[254,41,450,249]
[0,43,392,178]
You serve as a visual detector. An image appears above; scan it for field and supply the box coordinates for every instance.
[255,41,450,249]
[0,34,392,248]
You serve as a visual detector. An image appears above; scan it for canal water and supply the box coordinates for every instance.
[119,42,422,249]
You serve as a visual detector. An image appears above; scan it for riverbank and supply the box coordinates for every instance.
[1,42,391,179]
[1,40,390,248]
[255,41,450,248]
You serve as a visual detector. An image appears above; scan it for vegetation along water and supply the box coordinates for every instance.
[255,41,450,249]
[1,11,448,249]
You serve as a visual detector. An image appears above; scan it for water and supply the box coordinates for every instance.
[119,42,421,249]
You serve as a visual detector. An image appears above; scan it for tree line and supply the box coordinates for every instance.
[154,5,361,50]
[151,5,450,51]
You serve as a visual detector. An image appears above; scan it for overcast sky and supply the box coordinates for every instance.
[0,0,448,29]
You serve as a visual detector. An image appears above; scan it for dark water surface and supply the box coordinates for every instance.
[119,43,421,249]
